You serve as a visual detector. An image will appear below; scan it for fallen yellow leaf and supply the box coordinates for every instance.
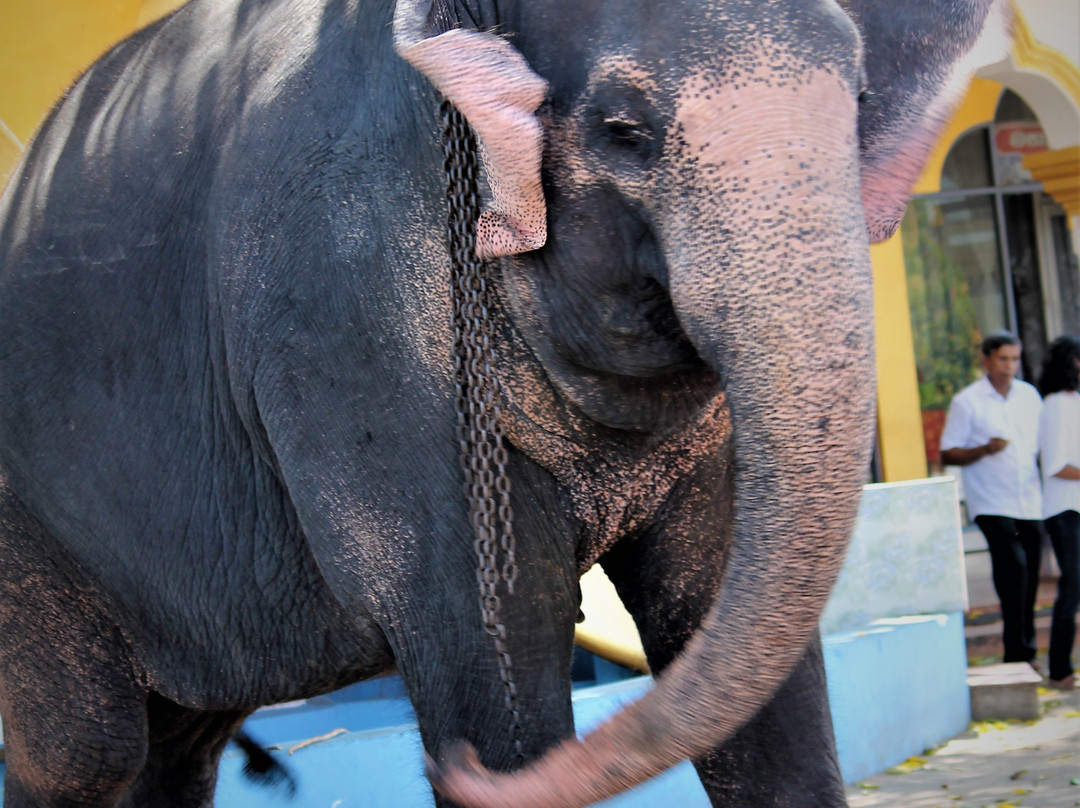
[886,756,926,774]
[971,719,1014,733]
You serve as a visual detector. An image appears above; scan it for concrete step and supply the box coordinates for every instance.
[967,662,1042,721]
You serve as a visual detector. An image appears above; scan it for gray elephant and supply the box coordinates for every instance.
[0,0,1009,806]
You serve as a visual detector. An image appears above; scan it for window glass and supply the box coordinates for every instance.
[1003,194,1046,378]
[1052,212,1080,335]
[940,128,993,191]
[903,195,1007,473]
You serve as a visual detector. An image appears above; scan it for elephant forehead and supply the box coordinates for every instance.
[585,51,661,94]
[670,50,857,174]
[664,54,862,276]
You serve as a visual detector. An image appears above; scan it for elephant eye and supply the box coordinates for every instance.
[585,88,662,162]
[603,117,652,148]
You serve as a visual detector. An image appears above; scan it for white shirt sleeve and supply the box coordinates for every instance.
[940,392,973,451]
[1040,394,1078,478]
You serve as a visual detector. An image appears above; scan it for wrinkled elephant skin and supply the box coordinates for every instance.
[0,1,1010,807]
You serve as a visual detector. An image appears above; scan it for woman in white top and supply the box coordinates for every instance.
[1038,335,1080,690]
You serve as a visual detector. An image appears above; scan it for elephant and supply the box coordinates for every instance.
[0,0,1009,806]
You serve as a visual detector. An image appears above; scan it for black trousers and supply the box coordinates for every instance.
[1044,509,1079,681]
[975,515,1042,664]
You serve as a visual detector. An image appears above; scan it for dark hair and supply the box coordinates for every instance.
[1038,335,1080,395]
[981,329,1020,357]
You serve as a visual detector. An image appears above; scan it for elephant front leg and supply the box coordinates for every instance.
[598,467,847,808]
[394,467,582,806]
[400,591,578,807]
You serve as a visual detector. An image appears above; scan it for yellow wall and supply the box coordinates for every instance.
[0,0,187,186]
[912,79,1004,197]
[872,79,1012,481]
[872,232,928,481]
[870,80,1007,482]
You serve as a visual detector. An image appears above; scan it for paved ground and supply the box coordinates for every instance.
[845,678,1079,807]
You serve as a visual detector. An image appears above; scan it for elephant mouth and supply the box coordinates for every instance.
[515,272,722,433]
[557,275,704,378]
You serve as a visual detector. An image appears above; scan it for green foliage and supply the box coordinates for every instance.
[902,201,983,412]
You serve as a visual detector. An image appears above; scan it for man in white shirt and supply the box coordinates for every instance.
[940,331,1043,666]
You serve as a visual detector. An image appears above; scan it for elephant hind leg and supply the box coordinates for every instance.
[1,688,146,808]
[0,485,252,808]
[118,696,252,808]
[0,490,149,806]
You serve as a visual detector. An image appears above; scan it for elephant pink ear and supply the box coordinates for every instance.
[393,2,549,259]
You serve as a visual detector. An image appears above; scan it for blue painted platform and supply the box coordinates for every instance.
[824,611,970,783]
[216,676,709,808]
[200,610,967,805]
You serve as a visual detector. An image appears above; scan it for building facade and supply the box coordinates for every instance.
[874,0,1080,482]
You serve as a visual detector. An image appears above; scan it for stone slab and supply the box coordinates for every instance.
[967,662,1042,721]
[822,478,968,634]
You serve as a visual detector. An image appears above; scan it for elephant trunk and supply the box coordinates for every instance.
[431,54,877,808]
[636,58,877,767]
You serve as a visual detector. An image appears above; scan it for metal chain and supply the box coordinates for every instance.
[440,98,524,762]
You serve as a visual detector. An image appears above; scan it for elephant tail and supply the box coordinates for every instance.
[232,729,297,798]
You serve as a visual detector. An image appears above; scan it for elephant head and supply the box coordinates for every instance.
[396,0,1010,805]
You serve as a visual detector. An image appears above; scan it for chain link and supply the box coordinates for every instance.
[440,98,523,762]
